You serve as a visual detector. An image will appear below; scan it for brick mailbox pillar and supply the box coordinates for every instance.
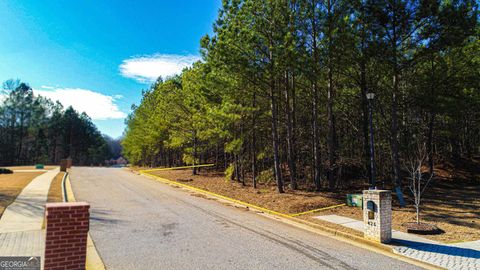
[60,159,68,172]
[363,190,392,243]
[44,202,90,270]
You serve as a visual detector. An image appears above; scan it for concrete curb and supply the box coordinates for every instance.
[63,174,106,270]
[140,171,444,270]
[61,172,69,202]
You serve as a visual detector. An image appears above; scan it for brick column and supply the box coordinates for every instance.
[44,202,90,270]
[60,159,68,172]
[363,190,392,243]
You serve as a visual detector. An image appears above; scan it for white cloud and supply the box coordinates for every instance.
[119,54,201,83]
[33,87,127,120]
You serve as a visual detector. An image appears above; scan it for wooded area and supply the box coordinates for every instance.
[0,80,111,166]
[122,0,479,193]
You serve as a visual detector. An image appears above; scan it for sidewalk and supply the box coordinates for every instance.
[0,169,105,270]
[0,168,59,259]
[0,230,44,257]
[316,215,480,270]
[0,168,59,232]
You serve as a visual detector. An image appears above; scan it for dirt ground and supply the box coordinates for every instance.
[146,167,479,243]
[0,172,43,217]
[149,169,343,214]
[47,172,65,203]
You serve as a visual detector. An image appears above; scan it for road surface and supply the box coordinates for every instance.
[70,167,421,270]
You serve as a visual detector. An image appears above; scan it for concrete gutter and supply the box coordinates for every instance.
[61,172,69,202]
[140,170,444,270]
[62,174,106,270]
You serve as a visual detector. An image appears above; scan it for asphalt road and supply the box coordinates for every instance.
[70,167,422,270]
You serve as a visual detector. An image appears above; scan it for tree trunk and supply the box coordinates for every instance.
[391,73,401,188]
[252,89,257,189]
[391,60,402,190]
[426,57,436,176]
[416,205,419,224]
[8,116,16,165]
[223,144,227,170]
[390,0,405,207]
[292,73,297,179]
[51,139,57,164]
[313,82,322,191]
[270,71,284,193]
[198,145,204,173]
[311,4,322,191]
[326,0,337,190]
[427,111,436,176]
[235,154,240,182]
[240,153,245,186]
[284,71,297,190]
[17,112,25,164]
[327,68,336,189]
[215,143,219,170]
[192,132,198,175]
[240,120,245,185]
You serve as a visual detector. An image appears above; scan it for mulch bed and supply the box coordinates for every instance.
[402,222,444,235]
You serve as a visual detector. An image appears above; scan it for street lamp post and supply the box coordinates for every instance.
[366,92,376,188]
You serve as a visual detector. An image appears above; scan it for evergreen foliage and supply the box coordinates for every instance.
[0,80,111,166]
[123,0,479,191]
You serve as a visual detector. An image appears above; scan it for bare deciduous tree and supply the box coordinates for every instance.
[405,144,434,224]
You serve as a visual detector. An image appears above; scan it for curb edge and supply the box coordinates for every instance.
[64,173,106,270]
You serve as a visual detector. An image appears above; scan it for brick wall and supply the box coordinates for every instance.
[44,202,90,270]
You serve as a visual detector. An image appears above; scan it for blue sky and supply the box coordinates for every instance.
[0,0,221,138]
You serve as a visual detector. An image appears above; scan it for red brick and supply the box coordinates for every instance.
[44,202,89,270]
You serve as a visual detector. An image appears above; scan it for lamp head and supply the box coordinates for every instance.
[366,93,375,100]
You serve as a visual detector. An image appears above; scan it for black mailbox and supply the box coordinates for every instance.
[367,201,376,220]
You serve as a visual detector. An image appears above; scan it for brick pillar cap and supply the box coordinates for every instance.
[46,202,90,208]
